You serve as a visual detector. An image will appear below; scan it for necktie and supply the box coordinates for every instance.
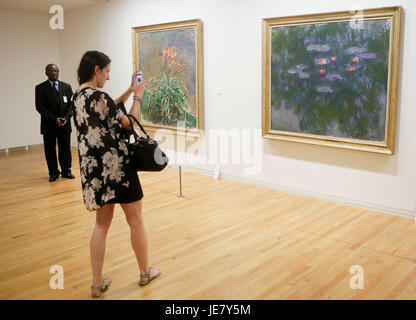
[53,82,58,92]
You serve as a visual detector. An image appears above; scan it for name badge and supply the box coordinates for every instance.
[63,96,68,103]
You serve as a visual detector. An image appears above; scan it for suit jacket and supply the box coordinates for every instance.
[35,80,73,135]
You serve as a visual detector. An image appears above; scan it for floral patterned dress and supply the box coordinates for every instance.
[72,87,143,211]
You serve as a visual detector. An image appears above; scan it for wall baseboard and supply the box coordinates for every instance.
[0,144,43,153]
[168,163,416,220]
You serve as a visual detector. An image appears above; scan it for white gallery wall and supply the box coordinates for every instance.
[1,0,415,218]
[58,0,416,217]
[0,7,61,149]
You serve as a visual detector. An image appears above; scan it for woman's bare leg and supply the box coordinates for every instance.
[121,200,160,281]
[121,200,148,274]
[90,203,115,287]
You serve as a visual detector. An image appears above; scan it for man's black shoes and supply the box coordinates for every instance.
[49,172,75,181]
[61,172,75,179]
[49,174,59,182]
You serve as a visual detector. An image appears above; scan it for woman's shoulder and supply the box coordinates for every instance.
[75,87,113,101]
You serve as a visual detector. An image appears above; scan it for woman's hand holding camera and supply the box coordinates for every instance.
[130,70,145,99]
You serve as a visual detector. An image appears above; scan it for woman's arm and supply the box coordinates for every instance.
[114,87,133,105]
[121,98,140,131]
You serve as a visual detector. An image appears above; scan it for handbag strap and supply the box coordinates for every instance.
[126,115,139,141]
[127,114,150,142]
[126,114,149,139]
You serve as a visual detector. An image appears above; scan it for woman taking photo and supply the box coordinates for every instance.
[72,51,161,298]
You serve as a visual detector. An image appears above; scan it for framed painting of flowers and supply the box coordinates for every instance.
[132,19,203,135]
[262,7,402,154]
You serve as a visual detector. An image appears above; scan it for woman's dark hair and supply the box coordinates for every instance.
[77,51,111,85]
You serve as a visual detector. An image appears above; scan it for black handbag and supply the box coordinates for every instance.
[126,114,169,171]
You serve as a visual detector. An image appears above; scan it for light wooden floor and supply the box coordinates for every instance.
[1,146,416,300]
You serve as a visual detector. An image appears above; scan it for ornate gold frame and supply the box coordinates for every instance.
[262,6,402,154]
[132,19,203,137]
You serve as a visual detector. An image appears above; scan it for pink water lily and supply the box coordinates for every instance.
[351,57,359,65]
[314,58,328,66]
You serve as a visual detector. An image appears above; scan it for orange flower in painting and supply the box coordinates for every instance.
[330,56,337,62]
[346,65,355,73]
[162,47,178,65]
[177,63,183,72]
[318,69,326,77]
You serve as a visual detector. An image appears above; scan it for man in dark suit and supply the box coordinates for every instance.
[35,64,75,182]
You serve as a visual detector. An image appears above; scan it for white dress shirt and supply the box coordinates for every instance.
[49,80,59,91]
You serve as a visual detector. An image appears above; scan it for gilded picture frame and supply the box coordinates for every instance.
[262,6,402,154]
[132,19,203,136]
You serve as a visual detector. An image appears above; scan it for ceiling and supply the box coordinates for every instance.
[0,0,106,13]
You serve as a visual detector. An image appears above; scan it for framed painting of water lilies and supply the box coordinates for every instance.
[132,19,203,135]
[262,6,402,154]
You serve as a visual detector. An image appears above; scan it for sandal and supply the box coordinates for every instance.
[139,267,161,286]
[91,277,112,298]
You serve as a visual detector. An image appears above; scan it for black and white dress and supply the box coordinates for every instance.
[72,87,143,211]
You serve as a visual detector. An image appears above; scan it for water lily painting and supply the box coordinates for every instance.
[132,19,203,134]
[262,7,402,154]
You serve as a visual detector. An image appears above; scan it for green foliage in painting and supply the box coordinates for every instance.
[141,75,189,127]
